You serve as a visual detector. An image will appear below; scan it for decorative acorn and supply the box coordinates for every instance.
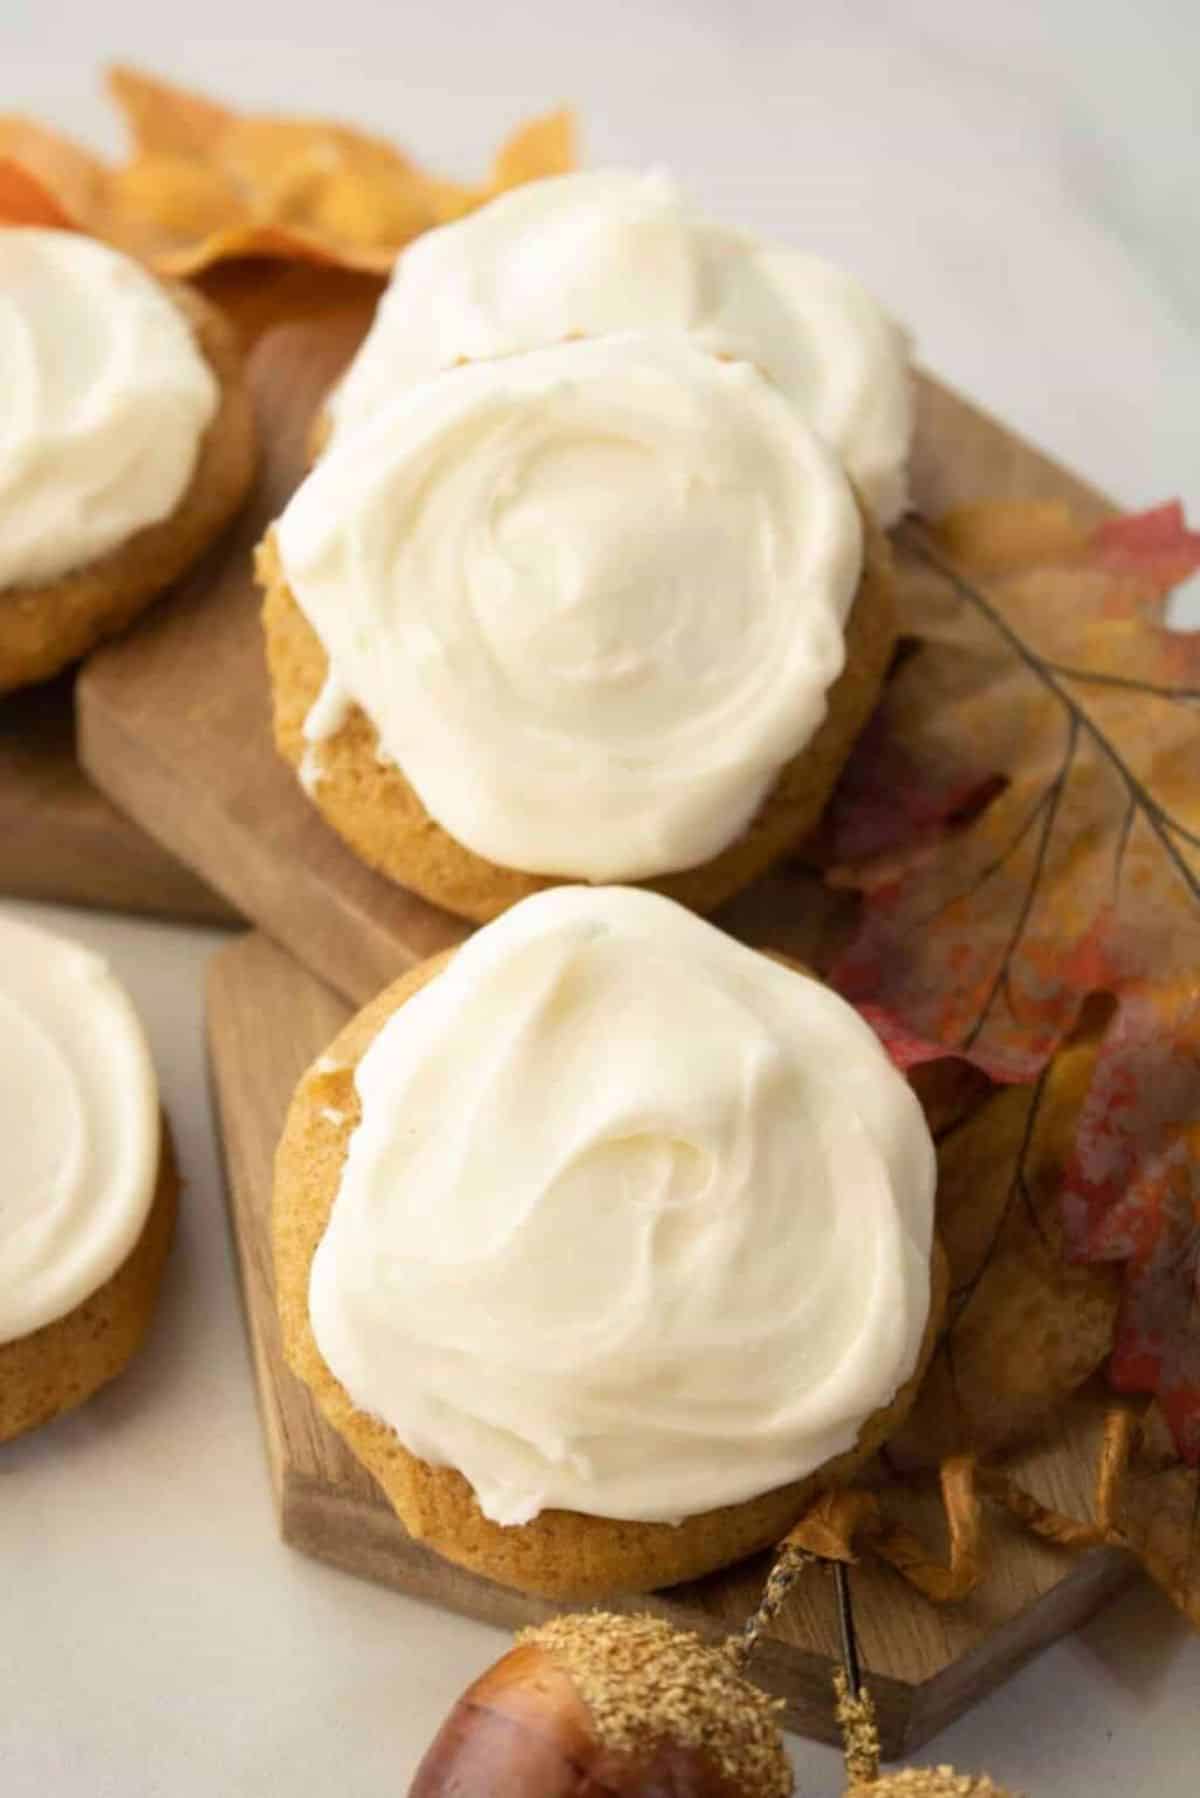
[407,1611,793,1797]
[407,1556,1020,1796]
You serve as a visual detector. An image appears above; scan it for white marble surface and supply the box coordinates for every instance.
[4,3,1199,1793]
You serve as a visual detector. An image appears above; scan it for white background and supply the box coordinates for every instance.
[4,2,1199,1793]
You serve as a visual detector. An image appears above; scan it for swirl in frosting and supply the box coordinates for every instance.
[309,886,936,1527]
[328,168,913,525]
[0,914,159,1345]
[278,333,863,881]
[0,228,218,588]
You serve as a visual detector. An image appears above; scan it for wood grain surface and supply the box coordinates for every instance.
[0,673,236,923]
[80,310,1110,1006]
[207,928,1133,1758]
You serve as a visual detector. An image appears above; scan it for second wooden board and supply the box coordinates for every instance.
[207,927,1133,1760]
[81,311,1109,1006]
[0,674,235,924]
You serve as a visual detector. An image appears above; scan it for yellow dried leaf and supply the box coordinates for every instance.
[303,168,435,249]
[427,176,487,226]
[490,107,574,189]
[106,64,230,157]
[0,115,106,221]
[108,153,244,241]
[0,67,576,276]
[935,499,1085,574]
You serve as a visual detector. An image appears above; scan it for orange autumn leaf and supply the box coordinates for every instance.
[0,113,109,220]
[816,500,1200,1478]
[0,65,574,274]
[0,154,77,227]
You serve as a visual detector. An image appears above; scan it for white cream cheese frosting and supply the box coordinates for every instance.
[0,228,218,589]
[309,886,936,1528]
[0,914,159,1345]
[278,332,863,882]
[327,168,913,525]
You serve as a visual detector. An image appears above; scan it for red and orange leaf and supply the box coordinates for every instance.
[1061,979,1200,1461]
[817,499,1200,1475]
[854,999,1013,1084]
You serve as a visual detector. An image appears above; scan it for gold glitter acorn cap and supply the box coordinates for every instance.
[523,1612,792,1795]
[846,1773,1015,1795]
[408,1610,793,1797]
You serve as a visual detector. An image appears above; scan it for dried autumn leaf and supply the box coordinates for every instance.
[983,1399,1199,1628]
[889,1020,1121,1467]
[0,153,76,227]
[108,62,230,156]
[764,1024,1191,1620]
[0,65,574,274]
[826,501,1200,1074]
[193,261,383,350]
[490,108,575,190]
[1062,978,1200,1460]
[784,1458,984,1602]
[819,500,1200,1473]
[1110,1402,1200,1627]
[0,114,107,222]
[781,1399,1199,1633]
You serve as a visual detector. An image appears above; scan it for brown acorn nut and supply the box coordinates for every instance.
[407,1612,793,1797]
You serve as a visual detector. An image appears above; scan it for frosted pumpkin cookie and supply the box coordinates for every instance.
[0,914,175,1441]
[0,228,256,693]
[260,333,895,923]
[274,885,944,1600]
[324,168,914,527]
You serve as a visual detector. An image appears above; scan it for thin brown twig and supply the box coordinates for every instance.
[724,1538,816,1671]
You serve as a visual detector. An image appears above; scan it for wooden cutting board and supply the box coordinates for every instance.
[0,673,236,923]
[207,927,1133,1758]
[80,311,1110,1005]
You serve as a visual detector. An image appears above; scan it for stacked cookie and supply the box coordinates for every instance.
[262,171,942,1596]
[259,167,911,920]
